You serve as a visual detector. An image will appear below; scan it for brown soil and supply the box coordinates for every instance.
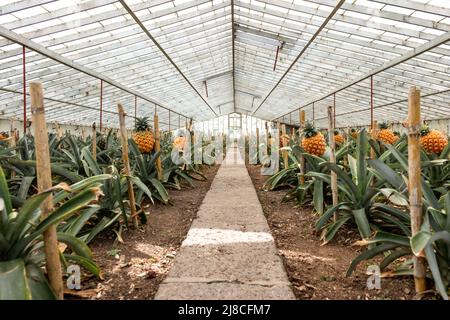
[67,165,219,300]
[246,164,416,300]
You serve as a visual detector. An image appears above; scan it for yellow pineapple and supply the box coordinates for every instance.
[334,130,344,145]
[132,117,155,153]
[420,125,448,154]
[377,122,396,145]
[301,122,326,156]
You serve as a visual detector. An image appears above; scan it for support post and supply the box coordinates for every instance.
[370,120,378,159]
[30,82,64,300]
[99,80,103,132]
[408,86,426,294]
[23,46,27,134]
[281,124,288,169]
[328,106,338,222]
[9,119,16,179]
[154,113,162,181]
[299,110,306,185]
[117,104,138,228]
[92,122,97,159]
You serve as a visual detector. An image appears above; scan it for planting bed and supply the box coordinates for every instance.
[66,165,219,300]
[247,164,416,300]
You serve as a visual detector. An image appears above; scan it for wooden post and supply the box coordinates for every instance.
[281,124,288,168]
[92,122,97,159]
[30,82,64,300]
[370,120,378,159]
[9,119,17,179]
[408,86,427,294]
[154,113,162,181]
[328,106,338,222]
[56,122,62,140]
[299,110,306,185]
[117,104,138,228]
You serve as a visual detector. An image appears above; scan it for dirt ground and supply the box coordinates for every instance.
[246,164,417,300]
[65,165,219,300]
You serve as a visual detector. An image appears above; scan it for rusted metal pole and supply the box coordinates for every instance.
[92,122,97,159]
[22,46,27,134]
[408,86,427,294]
[273,45,280,71]
[370,75,374,130]
[30,82,64,300]
[99,80,103,132]
[117,104,138,228]
[328,106,338,222]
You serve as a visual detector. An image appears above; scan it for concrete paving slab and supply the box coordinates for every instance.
[154,146,294,300]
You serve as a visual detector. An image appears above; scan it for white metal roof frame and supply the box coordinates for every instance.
[0,0,448,129]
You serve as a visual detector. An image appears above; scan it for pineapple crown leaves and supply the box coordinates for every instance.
[302,121,319,138]
[379,121,390,130]
[334,130,340,135]
[134,117,152,131]
[420,124,430,137]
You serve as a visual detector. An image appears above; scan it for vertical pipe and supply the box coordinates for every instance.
[169,110,171,131]
[134,95,137,119]
[370,75,374,129]
[333,93,336,128]
[99,80,103,131]
[22,46,26,134]
[408,86,426,294]
[312,103,315,122]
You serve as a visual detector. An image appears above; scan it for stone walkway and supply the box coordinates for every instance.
[155,146,295,300]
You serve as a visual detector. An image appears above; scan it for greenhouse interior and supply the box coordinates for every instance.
[0,0,449,304]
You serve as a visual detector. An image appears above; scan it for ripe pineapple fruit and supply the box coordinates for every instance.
[334,130,344,145]
[132,117,155,153]
[350,128,358,139]
[376,122,396,145]
[173,136,186,151]
[301,122,326,156]
[420,125,448,154]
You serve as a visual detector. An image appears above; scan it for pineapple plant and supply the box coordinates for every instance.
[301,121,326,156]
[420,125,448,154]
[132,117,155,154]
[334,130,344,145]
[376,122,396,145]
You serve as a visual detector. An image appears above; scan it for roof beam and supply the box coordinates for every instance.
[251,0,346,115]
[117,0,218,117]
[0,25,187,119]
[274,30,450,120]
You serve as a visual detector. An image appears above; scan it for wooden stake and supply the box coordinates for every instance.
[408,86,427,294]
[117,104,138,228]
[328,106,338,222]
[30,82,63,300]
[9,119,17,179]
[92,122,97,159]
[154,113,162,181]
[370,120,378,159]
[299,110,306,185]
[281,124,288,169]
